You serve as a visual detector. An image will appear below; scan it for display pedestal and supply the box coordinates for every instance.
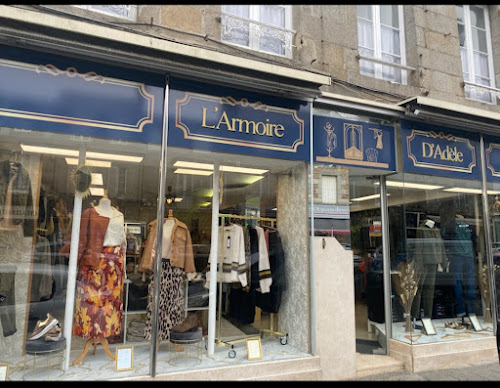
[23,337,66,380]
[72,338,115,366]
[167,327,203,367]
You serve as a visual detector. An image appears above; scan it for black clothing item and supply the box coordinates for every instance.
[229,287,256,325]
[0,160,34,237]
[256,229,286,313]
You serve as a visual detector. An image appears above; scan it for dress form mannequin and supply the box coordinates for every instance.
[94,192,113,218]
[73,190,126,366]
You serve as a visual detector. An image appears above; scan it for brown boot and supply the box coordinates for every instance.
[171,312,198,333]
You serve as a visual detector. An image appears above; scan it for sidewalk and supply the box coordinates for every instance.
[350,359,500,381]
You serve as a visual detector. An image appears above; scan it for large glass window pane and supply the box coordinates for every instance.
[456,5,465,24]
[474,52,490,79]
[380,5,399,28]
[381,27,400,56]
[260,6,285,27]
[0,125,161,375]
[388,172,492,344]
[357,5,372,21]
[222,5,249,18]
[458,24,466,47]
[472,29,488,53]
[357,20,374,50]
[470,6,485,29]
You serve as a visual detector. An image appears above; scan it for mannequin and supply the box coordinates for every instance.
[140,206,196,344]
[412,217,447,320]
[441,214,476,318]
[94,192,112,218]
[72,192,127,365]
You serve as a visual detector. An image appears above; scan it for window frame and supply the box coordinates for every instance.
[221,5,293,59]
[357,5,408,85]
[457,5,497,105]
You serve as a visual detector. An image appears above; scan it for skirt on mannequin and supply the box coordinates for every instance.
[144,259,185,341]
[73,246,124,338]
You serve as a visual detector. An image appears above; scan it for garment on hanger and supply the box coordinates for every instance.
[206,223,247,287]
[30,234,53,302]
[229,224,272,325]
[256,229,286,313]
[0,159,34,237]
[254,226,272,294]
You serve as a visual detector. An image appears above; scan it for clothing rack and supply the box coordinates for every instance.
[215,213,287,357]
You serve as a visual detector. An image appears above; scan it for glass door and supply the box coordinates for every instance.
[349,173,387,355]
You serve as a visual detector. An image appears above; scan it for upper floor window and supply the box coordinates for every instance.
[74,5,137,21]
[457,5,496,104]
[221,5,293,58]
[357,5,407,84]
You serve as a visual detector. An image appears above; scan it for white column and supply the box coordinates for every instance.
[207,161,220,356]
[63,145,85,371]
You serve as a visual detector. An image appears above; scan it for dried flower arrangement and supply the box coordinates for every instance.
[392,260,420,332]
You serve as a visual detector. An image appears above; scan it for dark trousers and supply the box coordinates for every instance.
[450,254,476,316]
[412,263,437,319]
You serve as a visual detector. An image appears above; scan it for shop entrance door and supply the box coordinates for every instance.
[350,173,389,355]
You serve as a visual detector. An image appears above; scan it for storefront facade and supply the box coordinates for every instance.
[1,22,500,381]
[311,96,500,372]
[0,42,340,381]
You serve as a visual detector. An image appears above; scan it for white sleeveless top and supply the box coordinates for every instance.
[94,206,126,248]
[161,219,175,259]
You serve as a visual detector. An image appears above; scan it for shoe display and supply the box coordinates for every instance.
[44,323,62,342]
[28,313,59,340]
[445,321,466,330]
[171,312,199,333]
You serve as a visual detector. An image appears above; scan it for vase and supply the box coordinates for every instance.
[404,313,413,333]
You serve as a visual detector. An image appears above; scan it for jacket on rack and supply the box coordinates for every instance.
[138,217,195,273]
[0,160,34,237]
[254,226,272,294]
[256,229,286,313]
[206,223,247,287]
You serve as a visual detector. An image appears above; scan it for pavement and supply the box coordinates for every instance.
[351,359,500,381]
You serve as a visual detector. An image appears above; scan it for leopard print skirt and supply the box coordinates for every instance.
[143,259,185,341]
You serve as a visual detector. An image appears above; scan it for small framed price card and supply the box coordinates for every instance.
[421,318,436,335]
[0,364,9,381]
[115,346,134,372]
[469,314,483,332]
[245,338,262,361]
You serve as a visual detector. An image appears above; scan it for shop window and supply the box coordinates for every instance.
[457,5,497,104]
[221,5,293,58]
[357,5,408,84]
[321,175,337,204]
[73,5,138,21]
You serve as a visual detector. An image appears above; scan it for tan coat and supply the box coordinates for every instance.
[138,217,195,273]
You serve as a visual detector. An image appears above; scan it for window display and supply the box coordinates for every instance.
[386,173,491,343]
